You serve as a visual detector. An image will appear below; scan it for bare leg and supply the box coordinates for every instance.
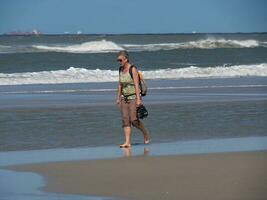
[134,121,150,144]
[120,126,131,148]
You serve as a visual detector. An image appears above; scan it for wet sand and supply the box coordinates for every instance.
[7,151,267,200]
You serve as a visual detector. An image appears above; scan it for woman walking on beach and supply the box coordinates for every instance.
[116,51,150,148]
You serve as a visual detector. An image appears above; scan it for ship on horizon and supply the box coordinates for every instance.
[4,29,42,36]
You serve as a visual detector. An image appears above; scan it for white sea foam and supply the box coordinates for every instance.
[124,38,264,51]
[1,38,266,54]
[32,40,124,53]
[0,64,267,85]
[33,38,266,53]
[0,45,14,53]
[143,63,267,79]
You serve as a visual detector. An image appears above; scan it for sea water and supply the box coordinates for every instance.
[0,33,267,199]
[0,33,267,151]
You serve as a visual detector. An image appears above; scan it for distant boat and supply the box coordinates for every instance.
[32,29,41,35]
[4,29,42,36]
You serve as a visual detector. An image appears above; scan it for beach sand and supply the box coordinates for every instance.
[7,151,267,200]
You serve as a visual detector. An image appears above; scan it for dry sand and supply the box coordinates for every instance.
[7,151,267,200]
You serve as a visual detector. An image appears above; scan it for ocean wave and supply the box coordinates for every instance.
[32,38,267,53]
[124,38,265,51]
[1,38,267,54]
[32,40,124,53]
[0,64,267,85]
[0,45,15,54]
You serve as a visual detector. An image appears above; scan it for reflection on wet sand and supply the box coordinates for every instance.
[121,147,150,157]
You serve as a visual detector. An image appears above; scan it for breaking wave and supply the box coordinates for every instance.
[0,63,267,85]
[124,38,265,51]
[32,40,124,53]
[1,38,266,54]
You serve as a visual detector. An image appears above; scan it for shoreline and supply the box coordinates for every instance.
[6,151,267,200]
[1,136,267,166]
[1,137,267,200]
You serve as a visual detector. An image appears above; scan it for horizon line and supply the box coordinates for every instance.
[1,31,267,36]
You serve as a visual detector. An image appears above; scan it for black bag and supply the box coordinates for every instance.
[136,105,148,119]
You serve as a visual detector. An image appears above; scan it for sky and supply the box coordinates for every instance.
[0,0,266,34]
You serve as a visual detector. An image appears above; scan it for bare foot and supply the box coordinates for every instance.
[119,143,131,148]
[144,134,150,144]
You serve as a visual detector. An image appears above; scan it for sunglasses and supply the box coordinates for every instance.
[117,59,123,62]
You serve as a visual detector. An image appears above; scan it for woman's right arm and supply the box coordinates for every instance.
[116,82,122,104]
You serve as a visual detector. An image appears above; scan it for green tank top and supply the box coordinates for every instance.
[119,72,136,100]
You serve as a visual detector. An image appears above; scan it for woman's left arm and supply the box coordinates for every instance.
[132,67,142,106]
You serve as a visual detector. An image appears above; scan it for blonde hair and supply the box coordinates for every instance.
[117,50,129,62]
